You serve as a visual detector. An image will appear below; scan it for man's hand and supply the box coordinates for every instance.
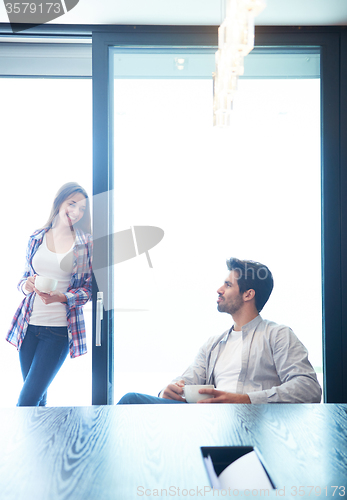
[197,387,251,404]
[34,288,67,305]
[161,380,186,402]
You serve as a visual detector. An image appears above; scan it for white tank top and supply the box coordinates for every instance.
[29,235,74,327]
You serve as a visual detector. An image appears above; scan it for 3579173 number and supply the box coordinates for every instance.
[5,3,61,15]
[291,486,346,496]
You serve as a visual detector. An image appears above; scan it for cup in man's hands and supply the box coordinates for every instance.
[183,385,215,403]
[35,276,58,293]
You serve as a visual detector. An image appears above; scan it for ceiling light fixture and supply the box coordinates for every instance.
[213,0,266,126]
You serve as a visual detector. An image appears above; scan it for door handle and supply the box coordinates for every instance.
[96,291,103,346]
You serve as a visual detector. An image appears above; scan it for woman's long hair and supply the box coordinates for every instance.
[43,182,91,234]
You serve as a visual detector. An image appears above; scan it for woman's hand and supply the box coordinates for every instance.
[34,288,67,305]
[24,275,37,293]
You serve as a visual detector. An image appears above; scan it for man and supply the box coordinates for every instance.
[118,258,322,404]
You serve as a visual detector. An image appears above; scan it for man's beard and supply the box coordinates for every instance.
[217,295,244,315]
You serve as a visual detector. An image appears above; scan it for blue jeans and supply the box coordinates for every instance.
[17,325,69,407]
[117,392,186,405]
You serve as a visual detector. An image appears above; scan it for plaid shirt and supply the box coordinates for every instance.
[6,228,93,358]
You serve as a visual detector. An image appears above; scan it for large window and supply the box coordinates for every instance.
[0,41,93,407]
[110,47,322,401]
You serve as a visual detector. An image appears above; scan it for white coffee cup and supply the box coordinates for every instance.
[183,385,215,403]
[35,276,58,293]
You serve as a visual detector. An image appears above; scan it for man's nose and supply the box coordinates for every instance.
[217,286,223,295]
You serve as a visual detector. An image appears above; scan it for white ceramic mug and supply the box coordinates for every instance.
[35,276,58,293]
[183,384,215,403]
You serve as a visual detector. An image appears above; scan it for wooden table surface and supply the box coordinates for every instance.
[0,404,346,499]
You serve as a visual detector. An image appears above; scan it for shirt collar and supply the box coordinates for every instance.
[74,228,84,245]
[240,314,263,334]
[32,228,48,240]
[219,315,263,344]
[228,314,262,333]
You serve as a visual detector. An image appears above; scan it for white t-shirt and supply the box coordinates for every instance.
[213,329,243,393]
[29,235,74,327]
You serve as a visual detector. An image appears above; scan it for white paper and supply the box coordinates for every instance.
[217,451,274,490]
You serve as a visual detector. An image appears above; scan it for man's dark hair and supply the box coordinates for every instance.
[226,258,274,312]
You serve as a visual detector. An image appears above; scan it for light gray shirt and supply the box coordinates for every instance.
[169,315,322,404]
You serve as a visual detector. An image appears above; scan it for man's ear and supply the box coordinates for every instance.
[243,289,255,302]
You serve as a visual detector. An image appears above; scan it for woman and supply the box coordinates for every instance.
[6,182,92,406]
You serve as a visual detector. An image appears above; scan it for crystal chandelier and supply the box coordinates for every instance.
[213,0,266,126]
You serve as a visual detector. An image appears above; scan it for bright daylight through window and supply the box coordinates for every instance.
[111,48,322,402]
[0,78,92,407]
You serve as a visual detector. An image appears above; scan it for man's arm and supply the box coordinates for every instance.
[246,326,322,404]
[197,388,251,404]
[158,334,221,400]
[160,380,185,401]
[194,326,321,404]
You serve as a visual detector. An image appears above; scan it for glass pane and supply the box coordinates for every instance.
[0,78,92,407]
[111,48,322,402]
